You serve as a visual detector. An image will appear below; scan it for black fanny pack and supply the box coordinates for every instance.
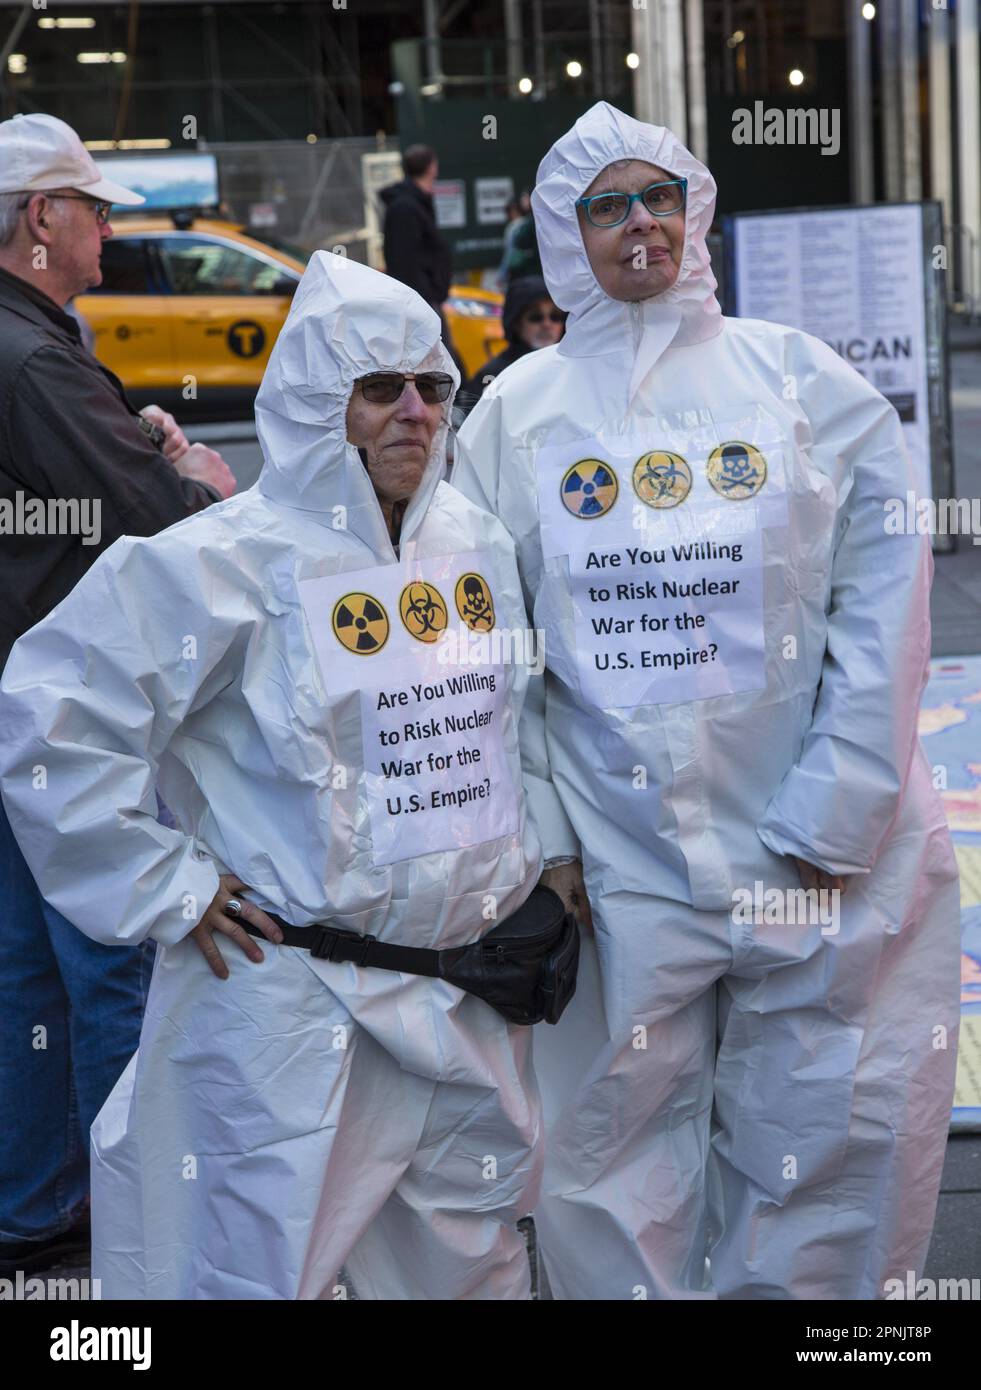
[240,885,579,1026]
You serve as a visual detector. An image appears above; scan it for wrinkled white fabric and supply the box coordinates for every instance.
[0,252,545,1299]
[453,102,960,1300]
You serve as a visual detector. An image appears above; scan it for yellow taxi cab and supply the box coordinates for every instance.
[443,283,505,381]
[76,215,306,419]
[76,215,504,417]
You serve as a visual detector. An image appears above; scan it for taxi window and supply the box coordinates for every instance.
[156,236,293,296]
[89,238,153,294]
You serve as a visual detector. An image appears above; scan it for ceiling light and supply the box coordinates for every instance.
[40,16,96,28]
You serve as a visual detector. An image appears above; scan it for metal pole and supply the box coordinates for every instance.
[898,0,921,201]
[423,0,442,89]
[632,0,687,134]
[307,3,325,140]
[588,0,603,99]
[630,0,656,125]
[957,0,981,317]
[928,0,953,235]
[532,0,546,94]
[721,0,735,96]
[661,0,688,142]
[685,0,708,163]
[846,0,874,204]
[503,0,523,97]
[879,0,902,202]
[600,0,616,100]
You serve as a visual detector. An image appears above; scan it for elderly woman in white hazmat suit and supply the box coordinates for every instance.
[452,102,960,1300]
[0,252,554,1300]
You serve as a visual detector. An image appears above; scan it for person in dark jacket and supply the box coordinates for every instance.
[459,275,565,411]
[380,145,462,368]
[0,111,235,1274]
[504,207,543,282]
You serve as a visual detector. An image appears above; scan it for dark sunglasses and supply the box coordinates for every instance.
[523,310,564,325]
[358,372,454,404]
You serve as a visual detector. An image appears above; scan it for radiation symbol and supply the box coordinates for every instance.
[399,581,448,644]
[331,592,389,655]
[632,451,692,508]
[706,441,767,500]
[560,459,619,519]
[455,573,495,632]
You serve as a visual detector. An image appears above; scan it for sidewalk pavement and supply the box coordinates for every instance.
[924,336,981,1283]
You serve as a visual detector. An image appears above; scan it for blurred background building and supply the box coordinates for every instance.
[0,0,978,311]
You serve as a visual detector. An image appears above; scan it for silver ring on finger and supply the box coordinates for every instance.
[224,898,243,919]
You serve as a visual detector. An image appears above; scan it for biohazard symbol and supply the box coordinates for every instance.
[399,581,448,644]
[560,459,619,518]
[632,451,692,508]
[331,592,389,655]
[706,441,767,500]
[454,573,495,632]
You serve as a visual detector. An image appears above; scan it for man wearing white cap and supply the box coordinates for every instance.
[0,113,235,1274]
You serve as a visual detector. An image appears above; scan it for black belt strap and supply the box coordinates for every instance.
[241,909,442,978]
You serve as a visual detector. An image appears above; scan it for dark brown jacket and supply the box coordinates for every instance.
[0,265,219,671]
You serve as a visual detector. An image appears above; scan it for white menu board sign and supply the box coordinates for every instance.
[731,204,931,497]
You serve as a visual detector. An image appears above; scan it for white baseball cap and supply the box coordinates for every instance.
[0,112,145,205]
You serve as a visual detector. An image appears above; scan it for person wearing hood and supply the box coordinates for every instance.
[451,102,960,1300]
[460,276,565,412]
[0,252,560,1300]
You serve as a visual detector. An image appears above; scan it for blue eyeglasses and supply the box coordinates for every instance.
[575,178,688,228]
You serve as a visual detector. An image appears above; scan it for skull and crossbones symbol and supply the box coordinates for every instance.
[716,444,762,494]
[458,575,494,631]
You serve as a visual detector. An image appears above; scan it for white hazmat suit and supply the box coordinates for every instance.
[452,103,960,1300]
[0,253,546,1300]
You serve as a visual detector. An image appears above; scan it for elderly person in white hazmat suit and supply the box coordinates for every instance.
[452,102,960,1300]
[0,252,582,1300]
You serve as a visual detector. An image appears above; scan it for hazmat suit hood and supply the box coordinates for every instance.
[532,101,723,403]
[254,250,459,554]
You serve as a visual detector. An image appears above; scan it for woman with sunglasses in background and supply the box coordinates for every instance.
[460,275,566,413]
[0,251,563,1300]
